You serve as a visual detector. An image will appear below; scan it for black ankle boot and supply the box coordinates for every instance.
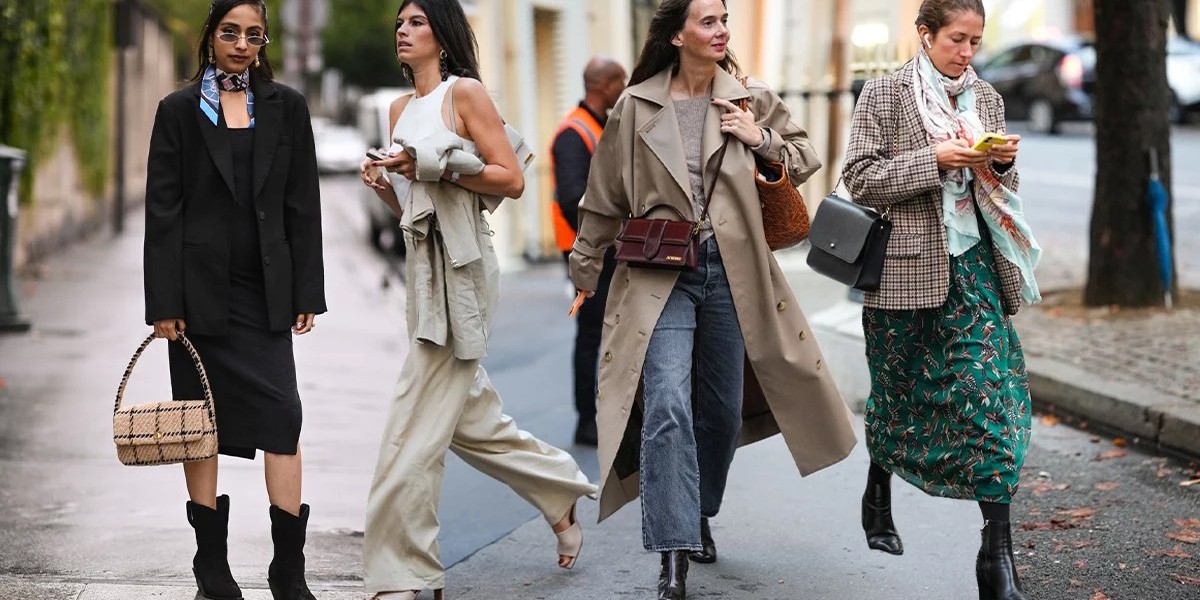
[658,550,689,600]
[976,520,1028,600]
[268,504,317,600]
[187,495,243,600]
[688,518,717,564]
[862,478,904,555]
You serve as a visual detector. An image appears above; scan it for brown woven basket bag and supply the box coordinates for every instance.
[112,333,218,466]
[739,83,811,251]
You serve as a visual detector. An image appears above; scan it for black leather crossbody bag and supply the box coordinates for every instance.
[806,80,902,291]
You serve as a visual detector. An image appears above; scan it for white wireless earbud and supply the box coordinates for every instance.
[924,34,933,49]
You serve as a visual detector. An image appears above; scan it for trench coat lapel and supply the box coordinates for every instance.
[629,71,692,208]
[193,82,237,199]
[251,77,282,202]
[702,69,751,174]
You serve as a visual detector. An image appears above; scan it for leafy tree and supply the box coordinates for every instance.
[322,0,408,88]
[1085,0,1175,307]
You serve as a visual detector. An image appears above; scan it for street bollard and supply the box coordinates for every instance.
[0,145,32,333]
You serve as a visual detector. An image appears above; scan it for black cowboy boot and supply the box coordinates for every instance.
[688,518,717,564]
[976,520,1029,600]
[187,495,243,600]
[657,550,689,600]
[862,475,904,555]
[268,504,317,600]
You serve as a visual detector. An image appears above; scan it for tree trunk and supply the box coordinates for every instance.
[1085,0,1175,307]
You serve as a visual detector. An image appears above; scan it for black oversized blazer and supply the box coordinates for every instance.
[144,76,326,336]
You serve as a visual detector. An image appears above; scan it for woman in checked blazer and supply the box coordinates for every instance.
[841,1,1042,598]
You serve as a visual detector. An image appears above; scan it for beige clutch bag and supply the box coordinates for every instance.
[112,333,218,466]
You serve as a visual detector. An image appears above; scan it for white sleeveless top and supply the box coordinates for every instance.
[391,75,478,156]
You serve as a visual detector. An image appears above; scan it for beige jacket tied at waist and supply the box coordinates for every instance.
[569,68,858,521]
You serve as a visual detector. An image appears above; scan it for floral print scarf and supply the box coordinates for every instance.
[912,51,1041,304]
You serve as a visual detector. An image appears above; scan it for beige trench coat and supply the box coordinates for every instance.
[569,68,858,521]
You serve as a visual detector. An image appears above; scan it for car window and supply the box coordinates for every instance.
[981,46,1028,70]
[1168,37,1200,55]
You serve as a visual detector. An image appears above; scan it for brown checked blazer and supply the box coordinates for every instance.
[841,60,1025,315]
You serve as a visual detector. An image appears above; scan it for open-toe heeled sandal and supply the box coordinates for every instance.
[553,504,583,569]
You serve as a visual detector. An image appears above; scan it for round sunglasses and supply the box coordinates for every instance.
[217,31,269,46]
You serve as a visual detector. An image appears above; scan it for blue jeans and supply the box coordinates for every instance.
[640,237,746,552]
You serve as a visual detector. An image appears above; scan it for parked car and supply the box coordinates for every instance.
[978,36,1200,133]
[975,38,1096,134]
[314,125,367,174]
[1167,35,1200,121]
[356,87,413,256]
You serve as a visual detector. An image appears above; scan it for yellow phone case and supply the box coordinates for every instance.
[972,133,1007,152]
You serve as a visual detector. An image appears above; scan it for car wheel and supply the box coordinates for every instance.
[1029,98,1058,134]
[369,219,385,251]
[1168,91,1185,124]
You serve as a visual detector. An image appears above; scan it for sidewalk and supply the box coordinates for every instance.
[804,247,1200,460]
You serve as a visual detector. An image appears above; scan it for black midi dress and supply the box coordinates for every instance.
[169,122,303,459]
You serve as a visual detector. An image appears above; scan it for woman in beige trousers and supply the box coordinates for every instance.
[356,1,597,598]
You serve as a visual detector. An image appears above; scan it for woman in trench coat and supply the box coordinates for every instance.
[568,1,856,598]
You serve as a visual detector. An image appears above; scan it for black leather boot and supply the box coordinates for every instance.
[862,476,904,555]
[268,504,317,600]
[688,518,717,564]
[976,520,1029,600]
[187,495,243,600]
[657,550,689,600]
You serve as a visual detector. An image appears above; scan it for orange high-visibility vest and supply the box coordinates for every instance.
[550,106,604,252]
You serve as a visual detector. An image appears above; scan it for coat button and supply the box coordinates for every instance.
[604,351,613,362]
[258,210,266,221]
[816,359,823,370]
[776,301,787,312]
[799,330,807,341]
[263,256,271,266]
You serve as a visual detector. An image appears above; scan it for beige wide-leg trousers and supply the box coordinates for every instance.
[363,340,597,594]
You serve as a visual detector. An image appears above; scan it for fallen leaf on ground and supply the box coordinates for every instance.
[1041,414,1061,427]
[1175,518,1200,529]
[1069,578,1082,586]
[1148,546,1194,559]
[1113,437,1128,447]
[1174,574,1200,587]
[1073,541,1101,549]
[1118,563,1127,570]
[1064,508,1098,520]
[1075,559,1088,570]
[1096,449,1128,461]
[1094,482,1120,491]
[1182,479,1200,487]
[1167,531,1200,544]
[1091,590,1111,600]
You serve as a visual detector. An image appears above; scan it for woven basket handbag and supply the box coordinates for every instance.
[739,82,810,251]
[112,333,218,466]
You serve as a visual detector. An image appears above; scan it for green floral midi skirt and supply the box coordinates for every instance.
[863,242,1032,503]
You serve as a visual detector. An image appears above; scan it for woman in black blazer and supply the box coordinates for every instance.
[142,2,324,599]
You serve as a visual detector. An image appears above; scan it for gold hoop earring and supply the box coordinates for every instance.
[439,49,447,59]
[208,46,214,64]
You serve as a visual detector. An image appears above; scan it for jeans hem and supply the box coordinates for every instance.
[645,543,704,552]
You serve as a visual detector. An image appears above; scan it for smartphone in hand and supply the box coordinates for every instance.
[366,148,389,162]
[972,133,1008,152]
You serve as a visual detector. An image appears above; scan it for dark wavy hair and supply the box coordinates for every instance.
[915,0,986,35]
[396,0,482,83]
[629,0,742,87]
[190,0,275,82]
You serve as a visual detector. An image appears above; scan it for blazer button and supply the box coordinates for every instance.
[258,210,266,221]
[799,330,807,341]
[816,359,823,370]
[604,351,613,362]
[776,301,787,312]
[263,256,271,266]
